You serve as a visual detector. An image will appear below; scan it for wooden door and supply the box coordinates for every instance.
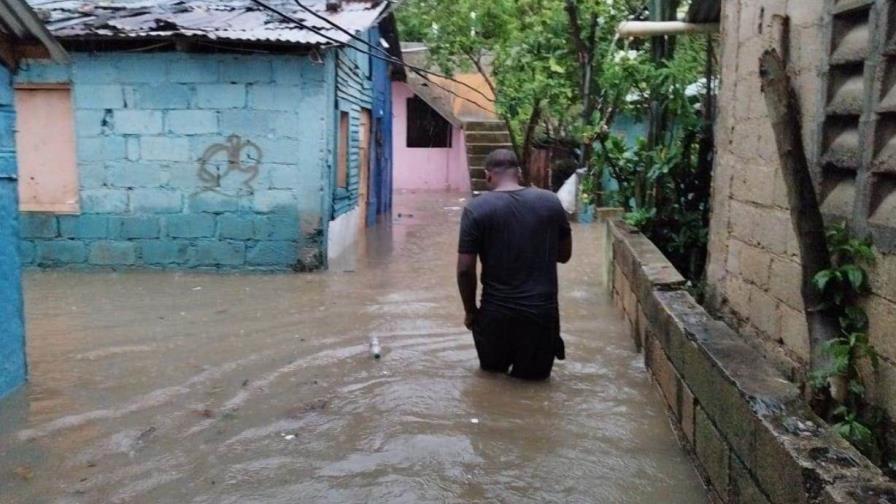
[358,109,371,229]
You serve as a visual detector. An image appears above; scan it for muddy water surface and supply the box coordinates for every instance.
[0,193,706,503]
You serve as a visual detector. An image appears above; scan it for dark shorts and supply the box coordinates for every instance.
[472,308,564,380]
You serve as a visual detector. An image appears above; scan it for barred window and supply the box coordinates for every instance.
[406,96,452,148]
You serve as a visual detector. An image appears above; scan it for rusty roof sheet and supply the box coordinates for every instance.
[26,0,387,46]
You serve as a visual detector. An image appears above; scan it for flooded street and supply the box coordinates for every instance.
[0,192,706,503]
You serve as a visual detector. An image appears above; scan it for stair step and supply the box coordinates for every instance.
[464,121,506,132]
[470,167,486,179]
[465,131,511,144]
[467,143,514,156]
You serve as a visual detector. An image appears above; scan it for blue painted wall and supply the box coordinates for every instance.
[17,51,336,270]
[0,63,26,399]
[368,27,394,225]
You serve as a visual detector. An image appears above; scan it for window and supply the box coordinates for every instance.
[819,0,896,250]
[337,111,349,189]
[406,96,452,148]
[15,85,79,213]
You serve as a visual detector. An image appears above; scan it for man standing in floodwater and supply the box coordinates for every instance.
[457,149,572,380]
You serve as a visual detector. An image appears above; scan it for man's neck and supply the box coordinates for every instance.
[493,180,524,192]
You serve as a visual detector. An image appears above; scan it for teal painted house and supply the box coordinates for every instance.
[16,0,400,271]
[0,0,67,398]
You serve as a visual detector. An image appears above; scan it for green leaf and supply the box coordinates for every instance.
[842,264,866,291]
[813,270,834,292]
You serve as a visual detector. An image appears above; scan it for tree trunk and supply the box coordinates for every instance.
[758,49,840,385]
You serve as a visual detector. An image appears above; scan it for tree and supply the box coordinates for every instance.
[395,0,643,178]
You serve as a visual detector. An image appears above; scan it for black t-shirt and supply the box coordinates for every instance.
[458,187,571,316]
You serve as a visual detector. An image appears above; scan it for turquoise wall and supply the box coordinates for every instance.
[0,63,26,398]
[17,51,337,270]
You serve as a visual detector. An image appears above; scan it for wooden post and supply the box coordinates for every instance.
[759,49,841,389]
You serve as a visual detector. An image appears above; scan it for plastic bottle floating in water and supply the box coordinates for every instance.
[370,336,382,359]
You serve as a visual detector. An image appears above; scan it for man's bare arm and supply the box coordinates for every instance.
[558,235,572,264]
[457,253,478,328]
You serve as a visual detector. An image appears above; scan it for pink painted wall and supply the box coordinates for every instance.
[392,82,470,192]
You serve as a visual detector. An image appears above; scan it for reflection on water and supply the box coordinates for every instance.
[0,192,706,503]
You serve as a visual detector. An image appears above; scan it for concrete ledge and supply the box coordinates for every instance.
[605,217,896,503]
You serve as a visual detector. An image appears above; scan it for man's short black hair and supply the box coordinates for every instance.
[484,148,520,172]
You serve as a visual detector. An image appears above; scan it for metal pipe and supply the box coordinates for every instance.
[616,21,719,37]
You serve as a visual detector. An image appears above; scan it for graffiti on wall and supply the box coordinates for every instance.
[197,134,263,197]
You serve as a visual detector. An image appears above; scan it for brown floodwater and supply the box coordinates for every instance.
[0,192,706,503]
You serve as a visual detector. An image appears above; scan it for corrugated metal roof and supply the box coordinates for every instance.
[26,0,387,46]
[0,0,68,61]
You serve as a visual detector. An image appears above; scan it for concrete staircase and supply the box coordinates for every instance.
[464,121,513,193]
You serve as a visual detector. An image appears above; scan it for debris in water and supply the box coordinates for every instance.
[282,434,296,441]
[470,418,480,424]
[443,206,462,210]
[192,286,202,291]
[241,379,250,387]
[196,408,215,419]
[370,336,382,359]
[14,466,33,481]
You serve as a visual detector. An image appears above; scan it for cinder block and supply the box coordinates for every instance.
[106,161,166,188]
[191,240,246,266]
[166,162,203,190]
[195,84,246,109]
[272,58,304,84]
[71,60,116,83]
[73,85,123,109]
[165,110,218,135]
[79,162,106,189]
[126,137,140,161]
[252,191,296,213]
[88,240,136,265]
[36,240,87,264]
[58,215,108,239]
[77,137,127,162]
[254,213,299,240]
[748,285,780,338]
[739,244,772,289]
[109,216,160,239]
[729,455,770,504]
[219,110,278,136]
[267,163,300,189]
[81,189,128,214]
[189,192,239,213]
[19,214,58,238]
[646,334,680,414]
[166,214,215,238]
[220,56,272,83]
[75,110,110,137]
[140,137,191,162]
[217,214,254,239]
[133,83,191,109]
[18,241,35,265]
[778,303,810,362]
[695,407,730,496]
[114,110,163,135]
[248,85,301,110]
[115,56,169,83]
[168,57,220,83]
[138,239,189,265]
[680,384,696,444]
[129,189,182,214]
[248,240,299,266]
[273,113,301,138]
[769,257,804,310]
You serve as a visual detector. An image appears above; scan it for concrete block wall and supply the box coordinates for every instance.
[0,63,26,399]
[16,52,334,270]
[608,219,896,503]
[706,0,896,418]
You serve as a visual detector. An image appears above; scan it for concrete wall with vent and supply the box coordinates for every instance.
[706,0,896,419]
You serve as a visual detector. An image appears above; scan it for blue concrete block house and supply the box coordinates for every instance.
[0,0,67,398]
[15,0,400,270]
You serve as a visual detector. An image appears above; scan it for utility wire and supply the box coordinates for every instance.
[247,0,496,113]
[291,0,494,104]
